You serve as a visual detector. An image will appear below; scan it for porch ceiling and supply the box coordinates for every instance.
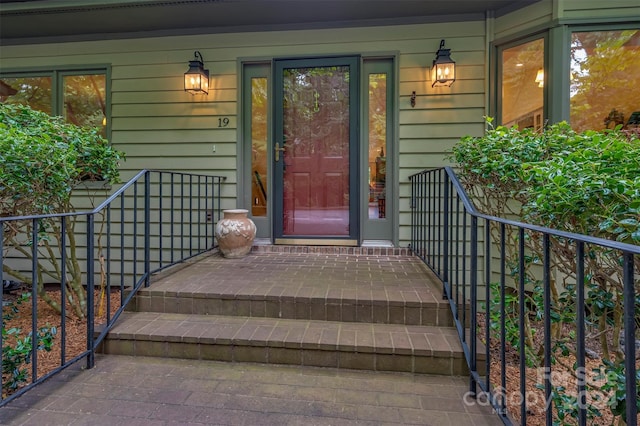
[0,0,541,45]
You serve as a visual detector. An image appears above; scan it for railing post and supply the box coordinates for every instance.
[60,217,67,363]
[409,175,414,251]
[133,181,138,281]
[442,170,449,300]
[216,177,221,223]
[30,219,39,383]
[86,214,95,369]
[484,219,491,393]
[158,172,163,268]
[499,223,507,417]
[216,176,223,244]
[214,178,218,248]
[197,175,202,251]
[543,233,552,426]
[518,228,527,425]
[576,242,586,426]
[623,252,637,426]
[170,173,175,262]
[469,215,478,395]
[120,192,126,293]
[0,222,3,385]
[144,171,151,287]
[189,174,194,255]
[420,172,426,261]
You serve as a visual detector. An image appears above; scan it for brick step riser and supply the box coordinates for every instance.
[250,245,412,256]
[130,294,454,327]
[100,337,468,376]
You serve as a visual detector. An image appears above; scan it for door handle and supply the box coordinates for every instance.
[274,142,286,162]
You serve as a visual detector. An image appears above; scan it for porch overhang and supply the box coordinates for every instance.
[0,0,542,45]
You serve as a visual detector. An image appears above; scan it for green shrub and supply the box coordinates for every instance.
[1,103,124,319]
[451,119,640,424]
[521,124,640,244]
[0,103,123,217]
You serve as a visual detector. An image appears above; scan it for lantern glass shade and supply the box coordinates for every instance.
[184,52,209,95]
[431,40,456,87]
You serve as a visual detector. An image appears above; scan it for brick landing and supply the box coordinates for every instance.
[0,355,501,425]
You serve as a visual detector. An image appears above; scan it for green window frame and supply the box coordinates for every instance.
[494,23,640,130]
[494,33,548,128]
[0,66,111,138]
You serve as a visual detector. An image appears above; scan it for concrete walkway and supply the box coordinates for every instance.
[0,354,500,425]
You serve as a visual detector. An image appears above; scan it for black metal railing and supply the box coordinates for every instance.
[0,169,225,406]
[409,167,638,426]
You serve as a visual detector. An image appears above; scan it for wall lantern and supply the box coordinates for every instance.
[535,68,544,88]
[431,39,456,87]
[184,51,209,95]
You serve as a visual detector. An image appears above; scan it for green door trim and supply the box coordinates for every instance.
[240,63,271,238]
[361,58,395,242]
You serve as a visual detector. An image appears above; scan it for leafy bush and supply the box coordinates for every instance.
[451,118,640,424]
[456,120,639,352]
[1,103,124,318]
[520,124,640,244]
[0,103,123,217]
[452,119,640,242]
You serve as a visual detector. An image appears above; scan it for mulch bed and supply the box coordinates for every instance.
[477,313,640,425]
[2,287,121,398]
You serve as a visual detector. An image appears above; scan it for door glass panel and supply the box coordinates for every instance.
[282,66,350,236]
[368,73,387,219]
[570,30,640,132]
[251,77,268,216]
[0,76,52,114]
[501,39,544,130]
[63,74,107,136]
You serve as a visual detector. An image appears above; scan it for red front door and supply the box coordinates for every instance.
[274,57,359,243]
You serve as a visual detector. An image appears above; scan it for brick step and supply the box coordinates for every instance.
[132,286,453,327]
[101,312,469,375]
[250,244,411,256]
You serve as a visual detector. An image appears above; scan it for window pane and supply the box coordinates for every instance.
[501,39,544,130]
[251,77,268,217]
[63,74,106,134]
[570,30,640,132]
[0,76,52,114]
[368,73,387,219]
